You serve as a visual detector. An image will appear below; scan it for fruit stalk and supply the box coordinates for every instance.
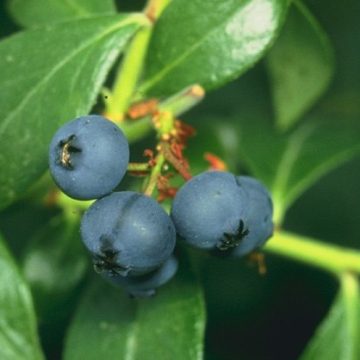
[105,24,152,122]
[127,162,151,172]
[265,230,360,275]
[143,153,166,196]
[105,0,171,122]
[117,84,205,143]
[159,85,205,115]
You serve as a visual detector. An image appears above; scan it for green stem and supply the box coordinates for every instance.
[265,230,360,275]
[106,24,152,121]
[159,84,205,116]
[128,162,151,172]
[340,271,360,360]
[105,0,171,121]
[119,84,205,143]
[156,109,175,136]
[272,197,286,226]
[143,153,165,196]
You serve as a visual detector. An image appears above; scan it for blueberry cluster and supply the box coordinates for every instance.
[49,115,273,297]
[49,115,177,297]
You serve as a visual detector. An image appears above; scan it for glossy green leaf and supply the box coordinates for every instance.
[237,114,360,223]
[0,233,44,360]
[300,273,360,360]
[7,0,117,28]
[0,14,145,210]
[22,212,88,320]
[141,0,289,96]
[64,257,206,360]
[266,1,334,130]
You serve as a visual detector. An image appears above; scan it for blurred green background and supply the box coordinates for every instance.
[0,0,359,359]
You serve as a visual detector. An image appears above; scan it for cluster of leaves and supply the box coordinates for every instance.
[0,0,359,359]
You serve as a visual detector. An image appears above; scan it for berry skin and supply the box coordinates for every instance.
[49,115,129,200]
[103,256,178,298]
[81,191,176,277]
[232,176,273,257]
[170,171,249,250]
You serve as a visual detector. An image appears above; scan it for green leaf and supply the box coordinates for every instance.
[237,114,360,223]
[141,0,289,96]
[64,257,206,360]
[0,14,145,210]
[0,233,44,360]
[22,212,89,321]
[304,0,360,96]
[7,0,117,28]
[266,1,334,130]
[300,273,360,360]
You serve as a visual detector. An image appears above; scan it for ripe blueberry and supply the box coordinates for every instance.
[170,171,249,250]
[232,176,273,257]
[49,115,129,200]
[103,256,179,297]
[81,191,176,276]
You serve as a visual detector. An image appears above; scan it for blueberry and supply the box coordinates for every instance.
[49,115,129,200]
[232,176,273,257]
[171,171,249,250]
[81,191,176,276]
[103,256,178,298]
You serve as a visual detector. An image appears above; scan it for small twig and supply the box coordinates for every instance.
[127,162,151,172]
[143,153,166,196]
[161,142,192,181]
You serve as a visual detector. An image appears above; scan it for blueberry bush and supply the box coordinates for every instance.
[0,0,360,359]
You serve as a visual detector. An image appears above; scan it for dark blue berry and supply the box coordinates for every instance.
[232,176,273,257]
[171,171,249,250]
[81,191,176,276]
[103,256,178,297]
[49,115,129,200]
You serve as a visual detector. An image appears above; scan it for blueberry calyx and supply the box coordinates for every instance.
[92,236,130,276]
[216,219,250,251]
[58,134,81,170]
